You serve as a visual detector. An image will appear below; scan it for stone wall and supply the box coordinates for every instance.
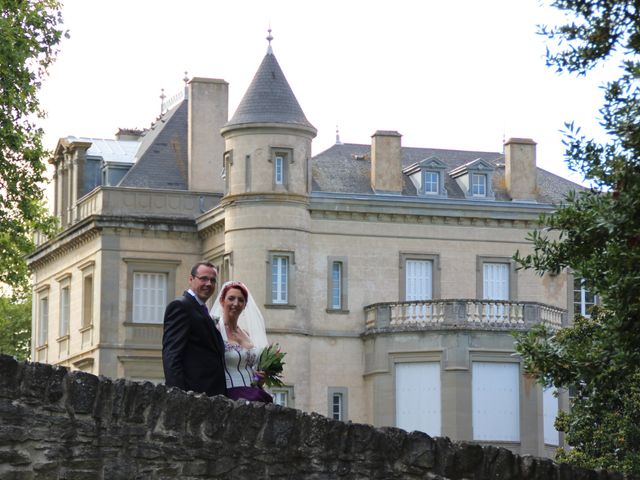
[0,355,632,479]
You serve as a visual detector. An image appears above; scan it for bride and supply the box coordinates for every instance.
[210,281,273,403]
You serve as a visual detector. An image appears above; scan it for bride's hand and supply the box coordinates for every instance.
[253,370,266,387]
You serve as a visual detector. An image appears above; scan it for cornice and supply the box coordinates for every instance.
[220,192,309,208]
[28,215,198,270]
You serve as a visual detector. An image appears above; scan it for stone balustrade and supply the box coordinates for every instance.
[364,299,566,332]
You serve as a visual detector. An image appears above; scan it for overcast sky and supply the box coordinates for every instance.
[39,0,617,185]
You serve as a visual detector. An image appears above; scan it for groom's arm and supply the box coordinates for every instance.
[162,299,190,390]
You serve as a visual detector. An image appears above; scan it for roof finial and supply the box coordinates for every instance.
[159,88,166,116]
[335,125,343,145]
[183,71,189,96]
[266,26,273,55]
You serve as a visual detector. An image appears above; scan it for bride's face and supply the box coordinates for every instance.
[222,287,247,321]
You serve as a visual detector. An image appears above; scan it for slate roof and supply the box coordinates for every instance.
[225,51,315,131]
[311,143,581,204]
[118,100,189,190]
[66,137,139,164]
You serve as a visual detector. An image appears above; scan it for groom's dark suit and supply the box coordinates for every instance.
[162,291,227,396]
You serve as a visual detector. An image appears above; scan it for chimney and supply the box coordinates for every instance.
[188,77,229,193]
[371,130,402,193]
[115,128,144,141]
[504,137,537,201]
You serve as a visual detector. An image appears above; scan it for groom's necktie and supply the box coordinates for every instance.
[199,304,210,319]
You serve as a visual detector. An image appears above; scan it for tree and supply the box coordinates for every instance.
[0,295,32,360]
[514,0,640,474]
[0,0,63,297]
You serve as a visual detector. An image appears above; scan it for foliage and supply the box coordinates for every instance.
[253,343,286,388]
[0,296,31,360]
[513,0,640,474]
[0,0,63,296]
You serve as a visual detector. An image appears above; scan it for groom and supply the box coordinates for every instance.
[162,261,227,396]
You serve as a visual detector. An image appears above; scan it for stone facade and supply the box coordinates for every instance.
[0,356,632,480]
[27,39,588,459]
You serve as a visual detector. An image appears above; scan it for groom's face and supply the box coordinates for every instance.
[189,265,217,302]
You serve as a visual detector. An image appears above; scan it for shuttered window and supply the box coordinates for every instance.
[395,362,441,437]
[133,272,167,323]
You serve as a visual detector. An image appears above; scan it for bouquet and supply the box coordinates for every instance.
[253,343,286,388]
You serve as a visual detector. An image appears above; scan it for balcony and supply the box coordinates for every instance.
[364,299,566,333]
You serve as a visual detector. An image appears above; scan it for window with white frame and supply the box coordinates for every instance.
[328,387,348,421]
[272,256,288,304]
[472,361,520,441]
[405,259,433,301]
[574,277,598,318]
[483,263,509,301]
[275,155,284,184]
[133,272,167,323]
[271,149,291,188]
[472,173,487,196]
[38,293,49,346]
[331,262,342,308]
[59,285,70,337]
[272,386,294,407]
[423,171,439,194]
[332,393,343,420]
[327,257,348,311]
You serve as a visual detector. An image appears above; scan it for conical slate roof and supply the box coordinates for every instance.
[225,50,315,131]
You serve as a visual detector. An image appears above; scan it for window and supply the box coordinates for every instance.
[400,254,440,320]
[272,256,288,304]
[574,277,598,318]
[472,362,520,441]
[267,251,294,306]
[124,259,179,324]
[483,263,509,301]
[423,171,439,194]
[327,257,348,311]
[133,272,167,323]
[271,148,292,189]
[275,155,284,185]
[477,257,517,305]
[328,387,348,422]
[395,363,440,436]
[543,387,560,446]
[59,286,70,337]
[38,293,49,346]
[331,262,342,308]
[405,260,433,301]
[272,386,294,407]
[472,173,487,196]
[332,393,343,420]
[82,274,93,328]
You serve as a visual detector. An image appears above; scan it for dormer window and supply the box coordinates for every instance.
[403,156,447,198]
[450,158,496,200]
[472,173,487,197]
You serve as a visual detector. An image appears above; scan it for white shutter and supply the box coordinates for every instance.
[472,362,520,441]
[543,388,560,445]
[405,260,432,301]
[133,272,167,323]
[483,263,509,300]
[395,362,441,437]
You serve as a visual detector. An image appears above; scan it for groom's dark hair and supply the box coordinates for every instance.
[190,261,217,278]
